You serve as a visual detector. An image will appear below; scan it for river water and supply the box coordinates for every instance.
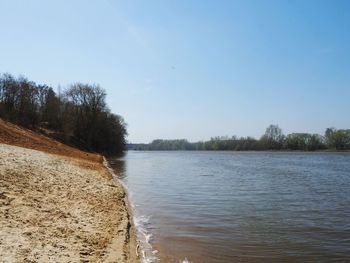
[109,151,350,263]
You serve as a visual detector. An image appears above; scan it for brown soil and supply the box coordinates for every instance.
[0,118,102,163]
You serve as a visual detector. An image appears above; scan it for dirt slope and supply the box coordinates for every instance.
[0,119,101,162]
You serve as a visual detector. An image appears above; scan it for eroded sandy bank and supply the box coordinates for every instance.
[0,143,138,263]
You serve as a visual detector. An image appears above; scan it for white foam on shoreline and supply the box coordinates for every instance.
[103,157,160,263]
[133,214,159,263]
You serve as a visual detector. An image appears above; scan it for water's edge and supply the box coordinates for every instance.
[106,156,196,263]
[103,157,142,262]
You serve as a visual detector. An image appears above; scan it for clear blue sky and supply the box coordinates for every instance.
[0,0,349,143]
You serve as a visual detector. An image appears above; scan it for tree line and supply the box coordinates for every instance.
[132,125,350,151]
[0,73,127,156]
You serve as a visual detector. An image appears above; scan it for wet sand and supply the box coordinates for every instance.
[0,143,138,262]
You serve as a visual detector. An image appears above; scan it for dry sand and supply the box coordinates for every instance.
[0,143,138,263]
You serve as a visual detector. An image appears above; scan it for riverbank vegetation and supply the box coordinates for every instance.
[133,125,350,151]
[0,73,127,155]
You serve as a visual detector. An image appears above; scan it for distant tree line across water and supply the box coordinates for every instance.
[0,73,127,156]
[132,125,350,151]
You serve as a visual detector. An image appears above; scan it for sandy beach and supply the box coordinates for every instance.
[0,143,138,262]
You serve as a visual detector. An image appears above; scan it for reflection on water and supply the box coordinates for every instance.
[110,151,350,263]
[107,158,126,179]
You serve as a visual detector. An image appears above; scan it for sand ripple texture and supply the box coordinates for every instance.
[0,143,137,263]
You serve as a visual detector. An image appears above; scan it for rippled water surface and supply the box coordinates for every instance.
[110,151,350,263]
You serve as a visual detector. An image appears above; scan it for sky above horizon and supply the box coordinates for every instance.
[0,0,349,143]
